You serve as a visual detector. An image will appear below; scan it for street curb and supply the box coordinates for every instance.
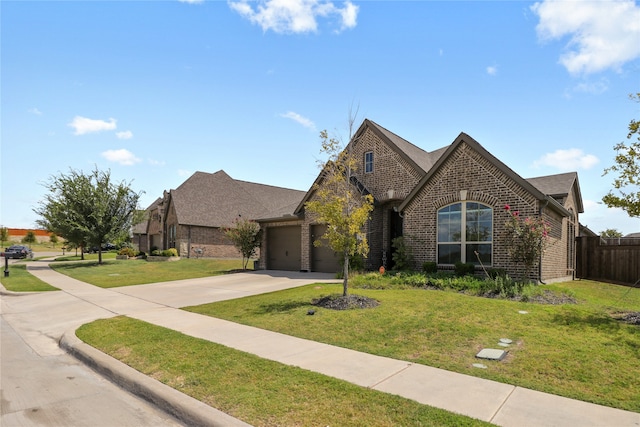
[60,328,252,427]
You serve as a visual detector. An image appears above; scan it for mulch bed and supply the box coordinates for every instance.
[312,294,380,310]
[612,311,640,326]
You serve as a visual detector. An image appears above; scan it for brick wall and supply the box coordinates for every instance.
[402,141,570,281]
[293,127,424,271]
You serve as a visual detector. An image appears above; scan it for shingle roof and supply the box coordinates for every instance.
[526,172,583,213]
[132,197,162,234]
[366,120,447,174]
[169,170,305,227]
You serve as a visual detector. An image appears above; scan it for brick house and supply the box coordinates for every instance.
[133,170,305,258]
[258,119,583,283]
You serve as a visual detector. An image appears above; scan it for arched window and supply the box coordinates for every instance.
[437,202,492,265]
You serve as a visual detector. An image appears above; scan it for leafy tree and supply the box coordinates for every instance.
[305,123,374,297]
[49,233,59,247]
[224,218,262,270]
[603,93,640,218]
[22,231,37,245]
[0,227,8,248]
[600,228,623,238]
[34,167,142,264]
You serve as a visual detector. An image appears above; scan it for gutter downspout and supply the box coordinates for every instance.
[538,199,549,284]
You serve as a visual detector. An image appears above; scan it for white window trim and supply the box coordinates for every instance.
[436,202,493,265]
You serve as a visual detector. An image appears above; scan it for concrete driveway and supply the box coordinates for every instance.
[1,261,336,427]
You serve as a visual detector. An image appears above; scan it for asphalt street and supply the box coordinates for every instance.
[1,316,183,426]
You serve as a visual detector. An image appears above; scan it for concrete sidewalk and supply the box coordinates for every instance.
[4,260,640,426]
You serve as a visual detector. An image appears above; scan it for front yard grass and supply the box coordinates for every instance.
[78,316,489,427]
[0,264,59,292]
[184,279,640,413]
[49,258,246,288]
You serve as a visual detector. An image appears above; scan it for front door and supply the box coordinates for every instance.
[388,210,403,270]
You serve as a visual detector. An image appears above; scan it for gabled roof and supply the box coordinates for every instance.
[168,170,305,227]
[399,132,572,217]
[292,119,448,215]
[364,120,447,174]
[132,198,162,234]
[526,172,584,213]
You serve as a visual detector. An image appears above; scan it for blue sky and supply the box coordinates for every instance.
[2,0,639,235]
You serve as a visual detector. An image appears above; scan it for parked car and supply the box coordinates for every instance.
[84,243,117,253]
[3,245,33,259]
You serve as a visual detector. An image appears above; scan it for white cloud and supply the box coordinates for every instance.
[69,116,117,135]
[280,111,316,130]
[116,130,133,140]
[101,149,141,166]
[533,148,599,170]
[531,0,640,75]
[148,159,166,166]
[228,0,358,34]
[178,169,192,177]
[486,65,498,76]
[28,107,42,115]
[178,0,204,4]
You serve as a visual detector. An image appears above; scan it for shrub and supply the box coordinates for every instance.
[454,262,475,277]
[118,247,136,257]
[487,268,506,279]
[162,248,179,257]
[422,261,437,274]
[391,236,414,271]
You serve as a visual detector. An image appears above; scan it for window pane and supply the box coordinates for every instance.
[438,206,461,242]
[438,244,461,264]
[465,202,492,243]
[466,244,491,265]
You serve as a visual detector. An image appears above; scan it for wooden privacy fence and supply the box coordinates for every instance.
[576,237,640,286]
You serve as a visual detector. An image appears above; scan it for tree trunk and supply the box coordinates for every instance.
[343,252,349,296]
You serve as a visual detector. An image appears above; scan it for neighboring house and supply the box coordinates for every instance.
[133,170,305,258]
[258,119,584,283]
[624,232,640,238]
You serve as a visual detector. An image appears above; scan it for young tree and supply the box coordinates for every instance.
[503,205,550,283]
[0,227,8,248]
[49,233,59,247]
[224,218,262,270]
[600,228,623,238]
[305,122,374,297]
[22,231,37,246]
[34,167,142,264]
[603,93,640,218]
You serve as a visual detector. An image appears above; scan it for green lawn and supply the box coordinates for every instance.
[78,316,490,427]
[0,264,59,292]
[49,258,246,287]
[184,279,640,413]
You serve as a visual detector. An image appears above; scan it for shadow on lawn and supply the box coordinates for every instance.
[255,300,312,314]
[552,310,626,332]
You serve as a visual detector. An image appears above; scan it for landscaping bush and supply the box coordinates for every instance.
[118,247,136,257]
[150,248,178,257]
[422,261,437,274]
[391,236,414,271]
[454,262,475,277]
[487,268,507,279]
[162,248,179,257]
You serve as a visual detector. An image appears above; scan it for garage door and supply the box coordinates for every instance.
[311,224,340,273]
[267,226,301,271]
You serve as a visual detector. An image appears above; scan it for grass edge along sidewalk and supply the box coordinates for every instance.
[184,280,640,413]
[77,316,491,427]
